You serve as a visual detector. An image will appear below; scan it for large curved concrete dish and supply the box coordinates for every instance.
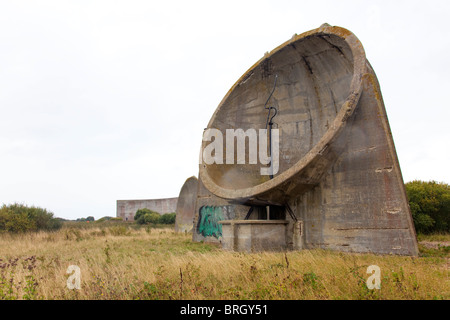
[199,24,367,205]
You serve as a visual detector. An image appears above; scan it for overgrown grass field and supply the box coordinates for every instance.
[0,222,448,300]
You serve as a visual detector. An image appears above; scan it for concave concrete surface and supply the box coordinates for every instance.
[200,24,366,205]
[175,176,198,233]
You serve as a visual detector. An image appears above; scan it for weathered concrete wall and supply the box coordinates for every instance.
[192,177,249,243]
[285,66,418,255]
[175,176,198,233]
[116,197,178,221]
[220,220,289,252]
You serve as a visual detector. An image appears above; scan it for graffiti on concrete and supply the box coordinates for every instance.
[197,205,234,238]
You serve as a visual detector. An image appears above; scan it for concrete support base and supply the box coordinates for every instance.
[219,220,289,252]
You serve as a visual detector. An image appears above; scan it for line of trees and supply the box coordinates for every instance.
[76,216,95,222]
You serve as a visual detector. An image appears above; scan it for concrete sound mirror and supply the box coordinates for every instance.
[191,24,418,255]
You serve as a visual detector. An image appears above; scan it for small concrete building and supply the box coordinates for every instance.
[116,197,178,221]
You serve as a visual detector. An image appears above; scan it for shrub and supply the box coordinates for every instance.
[406,180,450,234]
[136,215,145,225]
[135,208,160,225]
[134,210,175,225]
[0,209,35,233]
[160,212,176,224]
[0,203,62,233]
[96,216,112,223]
[135,208,151,223]
[144,212,160,224]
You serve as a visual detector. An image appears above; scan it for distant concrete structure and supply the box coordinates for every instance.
[193,24,419,255]
[116,197,178,221]
[175,176,198,233]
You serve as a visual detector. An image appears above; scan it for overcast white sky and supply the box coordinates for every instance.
[0,0,449,220]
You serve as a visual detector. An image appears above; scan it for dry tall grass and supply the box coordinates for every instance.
[0,225,448,300]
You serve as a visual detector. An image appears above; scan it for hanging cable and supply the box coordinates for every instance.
[264,74,278,179]
[264,74,279,129]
